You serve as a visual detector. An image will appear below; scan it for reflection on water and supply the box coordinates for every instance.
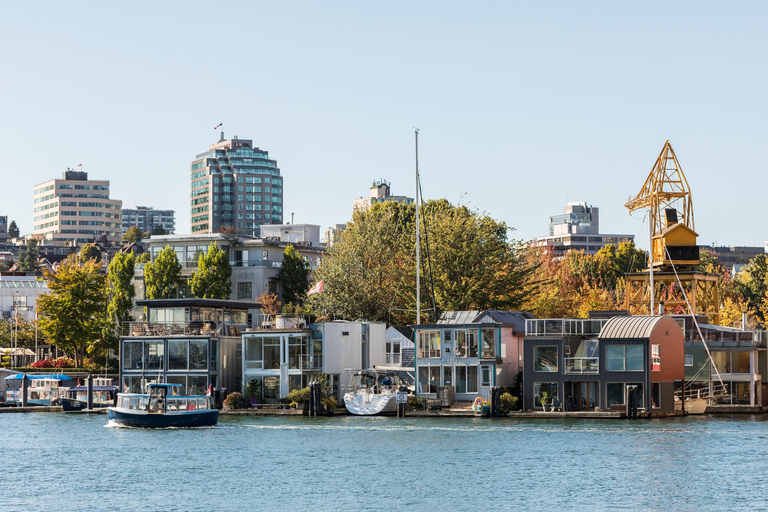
[5,413,768,511]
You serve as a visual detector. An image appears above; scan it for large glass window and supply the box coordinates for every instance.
[124,341,143,370]
[418,330,441,359]
[534,382,557,408]
[188,376,208,395]
[455,366,467,393]
[607,383,644,407]
[466,366,478,393]
[189,340,208,370]
[606,345,644,371]
[288,337,304,369]
[263,337,281,370]
[534,346,558,372]
[245,337,263,368]
[418,366,441,393]
[481,328,496,359]
[168,340,188,370]
[166,375,187,394]
[263,376,280,401]
[454,330,478,358]
[144,341,164,370]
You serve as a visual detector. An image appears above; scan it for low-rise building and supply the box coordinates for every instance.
[534,202,635,255]
[353,179,414,212]
[241,319,386,403]
[119,298,257,397]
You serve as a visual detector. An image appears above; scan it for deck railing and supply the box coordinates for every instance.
[526,319,607,337]
[564,357,599,374]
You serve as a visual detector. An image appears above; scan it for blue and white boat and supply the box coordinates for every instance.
[107,383,218,428]
[62,377,119,412]
[4,373,72,406]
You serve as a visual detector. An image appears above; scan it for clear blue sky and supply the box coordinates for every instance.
[2,2,767,249]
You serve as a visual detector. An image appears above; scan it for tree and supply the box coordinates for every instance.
[124,225,148,244]
[37,255,109,367]
[18,239,40,273]
[8,220,19,239]
[79,243,102,264]
[107,252,136,334]
[189,242,232,299]
[136,252,151,264]
[151,224,167,236]
[256,291,281,316]
[278,244,310,305]
[306,200,538,324]
[144,246,182,299]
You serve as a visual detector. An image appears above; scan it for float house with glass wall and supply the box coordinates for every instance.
[120,299,258,396]
[242,319,387,403]
[523,316,685,412]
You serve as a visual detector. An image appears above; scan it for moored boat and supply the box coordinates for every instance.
[62,377,119,411]
[344,369,405,415]
[4,373,72,406]
[107,383,218,428]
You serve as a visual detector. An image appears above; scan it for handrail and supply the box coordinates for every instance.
[564,357,599,374]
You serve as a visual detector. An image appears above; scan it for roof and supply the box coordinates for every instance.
[4,373,73,380]
[437,311,480,324]
[390,325,413,340]
[474,310,534,331]
[136,298,259,310]
[598,316,666,340]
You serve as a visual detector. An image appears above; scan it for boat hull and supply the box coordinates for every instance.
[107,408,219,428]
[61,397,111,412]
[344,392,399,416]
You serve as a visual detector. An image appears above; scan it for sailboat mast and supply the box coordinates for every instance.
[415,128,420,325]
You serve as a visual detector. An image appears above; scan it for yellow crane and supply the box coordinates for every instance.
[623,141,718,322]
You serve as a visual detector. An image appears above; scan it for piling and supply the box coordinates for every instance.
[86,375,94,410]
[21,374,28,407]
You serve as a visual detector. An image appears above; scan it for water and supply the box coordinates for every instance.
[4,413,768,511]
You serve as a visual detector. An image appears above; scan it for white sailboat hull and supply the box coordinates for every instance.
[344,391,398,415]
[675,397,708,415]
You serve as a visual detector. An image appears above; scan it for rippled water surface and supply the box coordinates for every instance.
[4,413,768,511]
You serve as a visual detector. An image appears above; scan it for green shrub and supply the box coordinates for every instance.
[500,392,519,413]
[282,387,310,404]
[321,396,337,410]
[407,394,422,410]
[223,392,245,409]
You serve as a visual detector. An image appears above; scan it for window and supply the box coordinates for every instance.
[455,366,467,393]
[189,340,208,370]
[534,346,558,372]
[168,340,189,370]
[124,341,143,370]
[606,345,644,371]
[481,328,496,358]
[455,330,478,357]
[607,383,644,407]
[466,366,478,393]
[443,366,452,387]
[386,341,400,365]
[418,366,441,394]
[417,330,441,359]
[245,337,263,369]
[652,344,660,371]
[481,366,491,386]
[263,337,281,370]
[144,341,163,370]
[237,282,252,299]
[685,354,694,366]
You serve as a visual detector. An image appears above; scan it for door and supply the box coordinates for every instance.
[580,382,596,410]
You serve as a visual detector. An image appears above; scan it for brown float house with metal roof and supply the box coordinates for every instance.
[524,316,685,412]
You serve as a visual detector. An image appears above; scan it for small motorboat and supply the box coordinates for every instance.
[107,383,218,428]
[4,373,72,406]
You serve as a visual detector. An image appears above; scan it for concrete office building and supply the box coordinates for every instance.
[190,134,283,238]
[534,202,635,255]
[353,179,414,212]
[33,170,123,245]
[122,206,176,235]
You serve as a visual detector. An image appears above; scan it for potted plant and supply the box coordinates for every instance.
[540,391,551,412]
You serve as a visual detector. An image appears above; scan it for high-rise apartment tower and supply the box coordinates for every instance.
[190,134,283,237]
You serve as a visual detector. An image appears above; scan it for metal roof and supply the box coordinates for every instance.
[437,311,480,324]
[474,310,534,331]
[598,316,665,340]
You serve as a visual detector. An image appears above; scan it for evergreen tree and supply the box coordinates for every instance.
[278,244,310,305]
[189,242,232,299]
[124,225,148,244]
[19,239,40,273]
[107,252,136,333]
[37,255,109,367]
[144,246,182,299]
[8,220,19,238]
[151,224,167,235]
[79,243,102,264]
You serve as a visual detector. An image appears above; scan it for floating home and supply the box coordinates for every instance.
[524,316,685,412]
[119,299,257,396]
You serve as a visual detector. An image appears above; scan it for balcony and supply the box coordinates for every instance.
[526,319,607,337]
[123,321,247,337]
[299,354,323,370]
[564,357,599,374]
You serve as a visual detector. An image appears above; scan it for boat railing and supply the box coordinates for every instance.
[564,357,599,374]
[526,319,607,337]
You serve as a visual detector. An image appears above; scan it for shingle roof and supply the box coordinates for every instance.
[598,315,664,340]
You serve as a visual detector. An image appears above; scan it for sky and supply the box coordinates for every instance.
[2,2,767,250]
